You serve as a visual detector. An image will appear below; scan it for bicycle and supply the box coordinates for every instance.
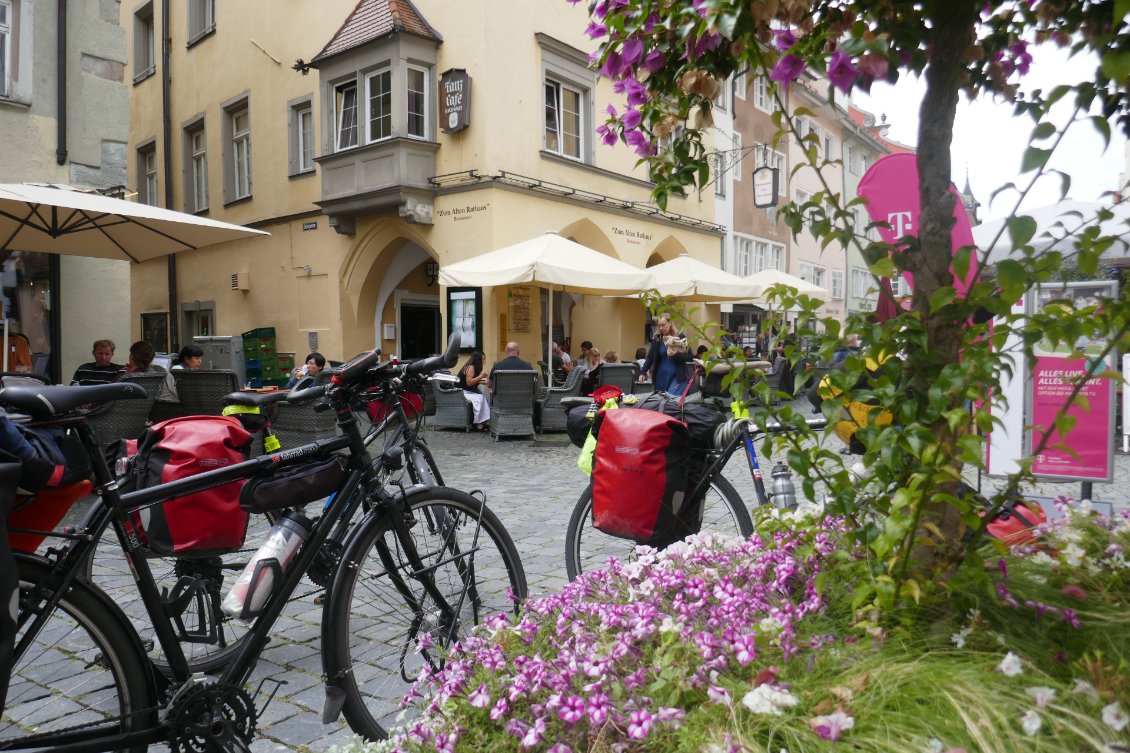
[1,342,528,750]
[563,392,827,580]
[80,363,453,677]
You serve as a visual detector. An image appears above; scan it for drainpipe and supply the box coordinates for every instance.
[55,0,67,165]
[161,0,179,351]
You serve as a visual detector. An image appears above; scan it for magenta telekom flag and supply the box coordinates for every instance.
[857,153,976,296]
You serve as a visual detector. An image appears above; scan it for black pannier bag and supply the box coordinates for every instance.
[239,454,348,513]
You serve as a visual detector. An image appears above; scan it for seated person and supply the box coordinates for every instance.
[604,350,618,364]
[458,351,491,431]
[579,347,603,395]
[159,345,203,402]
[285,352,327,389]
[118,341,164,377]
[488,342,534,389]
[71,339,123,385]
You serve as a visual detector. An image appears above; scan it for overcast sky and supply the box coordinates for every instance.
[853,45,1127,222]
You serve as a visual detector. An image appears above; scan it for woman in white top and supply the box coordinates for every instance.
[159,345,203,402]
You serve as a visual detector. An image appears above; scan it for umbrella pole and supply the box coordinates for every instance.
[2,318,7,373]
[547,287,553,381]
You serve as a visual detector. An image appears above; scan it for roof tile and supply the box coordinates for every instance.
[312,0,440,64]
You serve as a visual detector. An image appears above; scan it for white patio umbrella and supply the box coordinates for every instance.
[646,253,764,301]
[745,268,831,301]
[972,200,1130,265]
[0,182,269,263]
[438,231,655,366]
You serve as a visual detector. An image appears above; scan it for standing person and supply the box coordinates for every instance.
[70,339,123,385]
[458,351,491,431]
[159,344,204,401]
[285,352,327,388]
[639,315,694,394]
[488,341,534,388]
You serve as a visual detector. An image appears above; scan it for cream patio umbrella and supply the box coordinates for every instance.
[0,182,269,262]
[971,199,1130,265]
[646,253,764,301]
[438,231,655,366]
[745,267,831,301]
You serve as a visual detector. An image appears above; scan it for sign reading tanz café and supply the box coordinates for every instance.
[440,69,472,134]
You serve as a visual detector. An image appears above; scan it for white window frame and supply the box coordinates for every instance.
[365,67,391,143]
[769,243,785,271]
[539,34,594,164]
[184,121,208,213]
[798,261,815,284]
[733,234,753,277]
[845,143,857,175]
[335,80,359,150]
[137,141,158,206]
[221,97,252,203]
[756,147,785,196]
[0,0,10,98]
[713,151,726,197]
[795,187,817,222]
[544,78,583,160]
[892,274,911,297]
[830,270,844,299]
[752,75,778,114]
[187,0,215,45]
[733,67,747,100]
[812,265,826,290]
[851,268,872,298]
[824,132,835,161]
[406,64,428,139]
[286,98,315,175]
[861,153,871,174]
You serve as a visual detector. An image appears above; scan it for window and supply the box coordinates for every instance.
[335,81,358,150]
[231,108,250,199]
[752,75,778,114]
[133,2,155,83]
[756,147,786,196]
[714,75,728,111]
[845,143,857,174]
[288,98,315,175]
[539,34,594,163]
[852,268,873,299]
[361,69,388,142]
[545,79,582,159]
[861,153,871,173]
[892,274,911,297]
[733,234,753,276]
[733,67,747,99]
[137,141,157,206]
[183,119,208,213]
[824,133,835,161]
[0,0,10,98]
[221,96,251,203]
[831,270,844,299]
[407,65,428,138]
[747,237,785,275]
[795,187,817,222]
[187,0,215,45]
[713,151,726,197]
[799,261,814,283]
[768,242,785,271]
[799,262,828,289]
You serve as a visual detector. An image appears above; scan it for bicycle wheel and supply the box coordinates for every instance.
[86,514,276,675]
[564,474,752,581]
[325,487,527,740]
[3,556,157,753]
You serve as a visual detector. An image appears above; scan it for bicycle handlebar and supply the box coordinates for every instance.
[713,415,829,448]
[404,333,460,376]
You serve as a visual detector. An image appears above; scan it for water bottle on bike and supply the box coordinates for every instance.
[221,511,312,619]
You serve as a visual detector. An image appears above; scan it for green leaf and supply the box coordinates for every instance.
[1089,115,1112,149]
[1030,122,1056,142]
[1100,51,1130,86]
[996,259,1027,300]
[1021,147,1052,173]
[716,11,738,38]
[1007,215,1037,248]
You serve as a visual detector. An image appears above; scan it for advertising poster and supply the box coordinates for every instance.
[1028,281,1117,482]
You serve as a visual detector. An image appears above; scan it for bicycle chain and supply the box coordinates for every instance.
[170,682,257,753]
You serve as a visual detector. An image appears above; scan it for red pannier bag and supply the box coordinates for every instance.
[122,415,253,557]
[367,392,423,424]
[8,481,94,553]
[590,408,692,544]
[984,500,1047,547]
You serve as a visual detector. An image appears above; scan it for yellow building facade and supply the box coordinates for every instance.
[124,0,722,369]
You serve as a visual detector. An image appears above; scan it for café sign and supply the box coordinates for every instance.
[440,68,472,134]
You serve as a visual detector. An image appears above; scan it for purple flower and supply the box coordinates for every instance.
[693,0,710,18]
[557,694,585,723]
[811,711,855,741]
[596,124,619,146]
[643,49,666,74]
[733,633,757,665]
[584,21,607,39]
[547,744,572,753]
[620,37,643,66]
[773,28,797,51]
[623,78,648,106]
[770,54,805,84]
[708,685,732,705]
[621,108,642,130]
[490,697,510,721]
[827,50,859,94]
[627,709,654,739]
[415,631,434,654]
[600,50,624,79]
[467,683,490,708]
[587,692,611,725]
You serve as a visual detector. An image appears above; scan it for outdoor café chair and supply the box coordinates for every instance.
[173,369,241,416]
[83,372,163,449]
[431,382,475,432]
[536,367,583,433]
[488,369,539,440]
[270,399,339,448]
[596,362,640,394]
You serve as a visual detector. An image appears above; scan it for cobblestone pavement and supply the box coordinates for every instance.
[28,419,1130,753]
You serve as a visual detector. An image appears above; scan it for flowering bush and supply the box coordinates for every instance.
[332,505,1130,752]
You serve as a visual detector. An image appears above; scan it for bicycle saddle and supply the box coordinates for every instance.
[222,389,293,408]
[0,382,146,420]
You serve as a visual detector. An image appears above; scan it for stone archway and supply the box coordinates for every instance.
[645,236,689,267]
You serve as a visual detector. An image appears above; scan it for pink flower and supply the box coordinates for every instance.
[827,50,859,94]
[770,54,805,84]
[707,685,732,705]
[557,695,585,724]
[733,633,757,665]
[810,710,855,741]
[773,28,797,51]
[1061,584,1087,600]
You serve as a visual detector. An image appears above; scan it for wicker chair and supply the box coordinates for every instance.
[596,363,640,394]
[421,378,437,416]
[173,369,241,416]
[535,367,583,433]
[84,373,164,449]
[270,400,338,448]
[431,383,474,432]
[488,370,539,440]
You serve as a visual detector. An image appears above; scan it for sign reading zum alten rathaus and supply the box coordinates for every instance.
[440,69,472,134]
